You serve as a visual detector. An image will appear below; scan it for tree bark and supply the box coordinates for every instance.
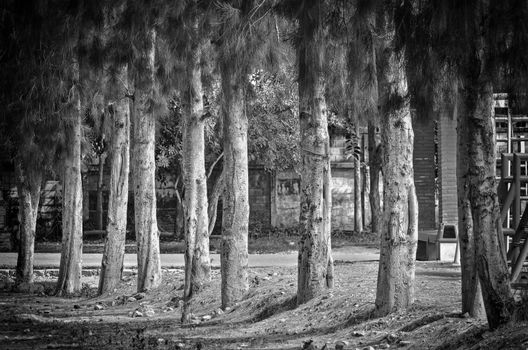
[99,67,130,295]
[220,65,249,309]
[354,122,363,233]
[56,60,83,296]
[15,163,41,286]
[297,19,333,305]
[208,171,224,236]
[96,153,107,231]
[374,43,418,316]
[463,79,513,329]
[132,29,161,292]
[368,119,382,235]
[182,40,211,322]
[456,98,485,318]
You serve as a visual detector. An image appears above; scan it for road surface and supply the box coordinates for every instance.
[0,246,379,269]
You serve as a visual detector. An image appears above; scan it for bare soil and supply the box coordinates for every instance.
[1,261,526,350]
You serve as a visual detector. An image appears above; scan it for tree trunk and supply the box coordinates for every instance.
[368,41,382,236]
[456,98,485,318]
[96,153,106,231]
[182,41,211,322]
[99,69,130,295]
[297,26,333,305]
[56,61,83,296]
[374,45,418,316]
[208,171,224,236]
[220,65,249,309]
[132,29,161,292]
[15,163,41,286]
[354,122,363,233]
[368,119,382,235]
[463,79,513,329]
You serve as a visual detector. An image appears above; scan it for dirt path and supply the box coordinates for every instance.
[3,260,517,350]
[0,246,379,269]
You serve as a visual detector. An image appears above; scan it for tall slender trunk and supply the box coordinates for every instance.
[297,22,333,305]
[15,163,41,286]
[182,41,211,322]
[368,119,382,235]
[220,65,249,309]
[56,60,83,295]
[354,122,363,233]
[208,171,224,236]
[374,43,418,316]
[368,42,382,235]
[96,153,106,230]
[456,97,485,318]
[99,67,130,295]
[463,78,513,329]
[132,29,161,292]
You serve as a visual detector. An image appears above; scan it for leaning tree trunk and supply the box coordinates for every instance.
[208,170,224,236]
[297,29,333,305]
[132,29,161,292]
[220,65,249,309]
[456,97,485,318]
[374,45,418,316]
[464,78,513,329]
[15,163,41,287]
[99,70,130,295]
[354,122,363,233]
[56,63,83,296]
[182,41,211,322]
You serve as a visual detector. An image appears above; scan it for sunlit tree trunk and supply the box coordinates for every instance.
[456,97,485,318]
[374,42,418,316]
[182,41,211,322]
[297,18,333,305]
[56,60,83,295]
[99,67,130,295]
[132,29,161,292]
[220,63,249,309]
[15,163,41,286]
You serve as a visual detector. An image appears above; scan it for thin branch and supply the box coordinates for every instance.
[207,152,224,179]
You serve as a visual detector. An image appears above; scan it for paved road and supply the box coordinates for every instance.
[0,246,379,269]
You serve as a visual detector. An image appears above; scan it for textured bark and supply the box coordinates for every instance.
[374,44,418,316]
[15,163,41,286]
[208,171,224,236]
[368,42,382,236]
[220,65,249,309]
[182,41,211,322]
[56,61,83,296]
[457,100,485,318]
[297,18,333,305]
[354,122,363,233]
[463,80,513,329]
[96,153,107,231]
[132,29,161,292]
[99,69,130,295]
[368,119,382,235]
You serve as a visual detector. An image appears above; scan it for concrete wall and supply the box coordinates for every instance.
[331,168,354,230]
[270,167,361,231]
[249,169,271,228]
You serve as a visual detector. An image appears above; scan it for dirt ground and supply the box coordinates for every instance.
[1,261,527,350]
